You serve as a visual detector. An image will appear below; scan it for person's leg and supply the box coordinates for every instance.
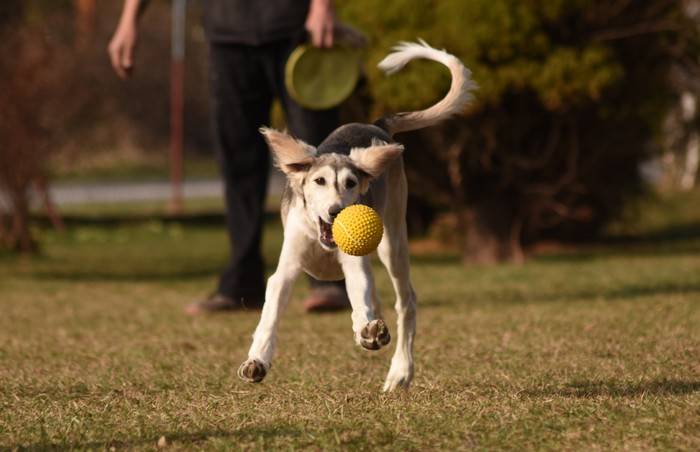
[188,43,272,313]
[266,38,349,311]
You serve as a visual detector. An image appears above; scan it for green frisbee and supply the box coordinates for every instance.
[285,43,359,110]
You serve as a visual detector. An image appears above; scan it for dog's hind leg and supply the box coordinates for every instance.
[378,228,417,392]
[377,171,417,391]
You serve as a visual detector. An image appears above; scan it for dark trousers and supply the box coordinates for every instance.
[208,39,340,301]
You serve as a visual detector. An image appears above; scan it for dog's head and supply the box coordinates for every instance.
[261,127,403,250]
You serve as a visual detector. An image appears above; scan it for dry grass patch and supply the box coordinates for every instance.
[1,201,699,450]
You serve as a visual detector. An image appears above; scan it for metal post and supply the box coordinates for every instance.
[169,0,186,214]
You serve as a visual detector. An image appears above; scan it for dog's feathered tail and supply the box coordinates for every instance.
[374,40,476,136]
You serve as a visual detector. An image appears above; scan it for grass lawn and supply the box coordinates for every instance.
[1,192,699,450]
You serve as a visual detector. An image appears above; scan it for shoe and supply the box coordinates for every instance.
[302,284,351,312]
[185,293,263,315]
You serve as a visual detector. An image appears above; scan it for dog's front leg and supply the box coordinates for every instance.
[238,251,302,383]
[341,255,391,351]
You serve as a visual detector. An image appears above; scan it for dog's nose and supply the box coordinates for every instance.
[328,205,342,219]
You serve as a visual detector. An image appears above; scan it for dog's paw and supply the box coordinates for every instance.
[359,319,391,350]
[383,365,413,392]
[237,359,269,383]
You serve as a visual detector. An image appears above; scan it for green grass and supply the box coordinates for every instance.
[1,193,699,450]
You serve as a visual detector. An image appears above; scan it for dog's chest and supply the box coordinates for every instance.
[302,242,344,281]
[281,204,345,281]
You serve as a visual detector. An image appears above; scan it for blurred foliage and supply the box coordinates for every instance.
[342,0,679,115]
[340,0,699,264]
[0,0,75,253]
[2,0,698,263]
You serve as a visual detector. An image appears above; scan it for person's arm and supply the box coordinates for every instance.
[304,0,337,48]
[108,0,148,79]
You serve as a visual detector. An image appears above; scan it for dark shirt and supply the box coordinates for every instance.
[201,0,311,45]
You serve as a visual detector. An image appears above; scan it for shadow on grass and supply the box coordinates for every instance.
[410,241,700,270]
[39,212,221,227]
[17,425,376,451]
[14,213,281,282]
[522,378,700,399]
[13,428,280,451]
[29,266,225,282]
[607,220,700,244]
[37,211,282,228]
[421,280,700,309]
[22,210,700,284]
[533,243,700,266]
[538,280,700,304]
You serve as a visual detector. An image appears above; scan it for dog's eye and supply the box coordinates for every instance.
[314,177,326,186]
[346,179,357,189]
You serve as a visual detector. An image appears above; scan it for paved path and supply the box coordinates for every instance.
[41,173,285,207]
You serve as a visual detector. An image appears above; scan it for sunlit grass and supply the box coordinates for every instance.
[1,193,699,450]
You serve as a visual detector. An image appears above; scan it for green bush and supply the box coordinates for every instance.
[340,0,698,263]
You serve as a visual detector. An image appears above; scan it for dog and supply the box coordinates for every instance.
[237,40,476,391]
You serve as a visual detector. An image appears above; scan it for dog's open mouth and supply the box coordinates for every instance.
[319,218,337,248]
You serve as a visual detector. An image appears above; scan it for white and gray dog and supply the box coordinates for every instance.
[238,40,476,391]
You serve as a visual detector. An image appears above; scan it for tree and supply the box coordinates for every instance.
[0,0,74,253]
[340,0,699,263]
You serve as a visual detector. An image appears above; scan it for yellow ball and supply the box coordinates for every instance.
[332,204,384,256]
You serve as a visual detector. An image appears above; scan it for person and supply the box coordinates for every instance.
[108,0,349,313]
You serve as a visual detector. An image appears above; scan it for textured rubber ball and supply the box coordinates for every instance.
[332,204,384,256]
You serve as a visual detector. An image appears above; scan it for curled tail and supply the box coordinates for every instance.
[374,40,477,136]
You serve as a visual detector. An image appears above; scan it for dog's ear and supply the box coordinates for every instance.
[260,127,316,175]
[349,139,404,180]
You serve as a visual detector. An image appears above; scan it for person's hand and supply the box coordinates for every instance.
[108,20,138,79]
[305,0,337,48]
